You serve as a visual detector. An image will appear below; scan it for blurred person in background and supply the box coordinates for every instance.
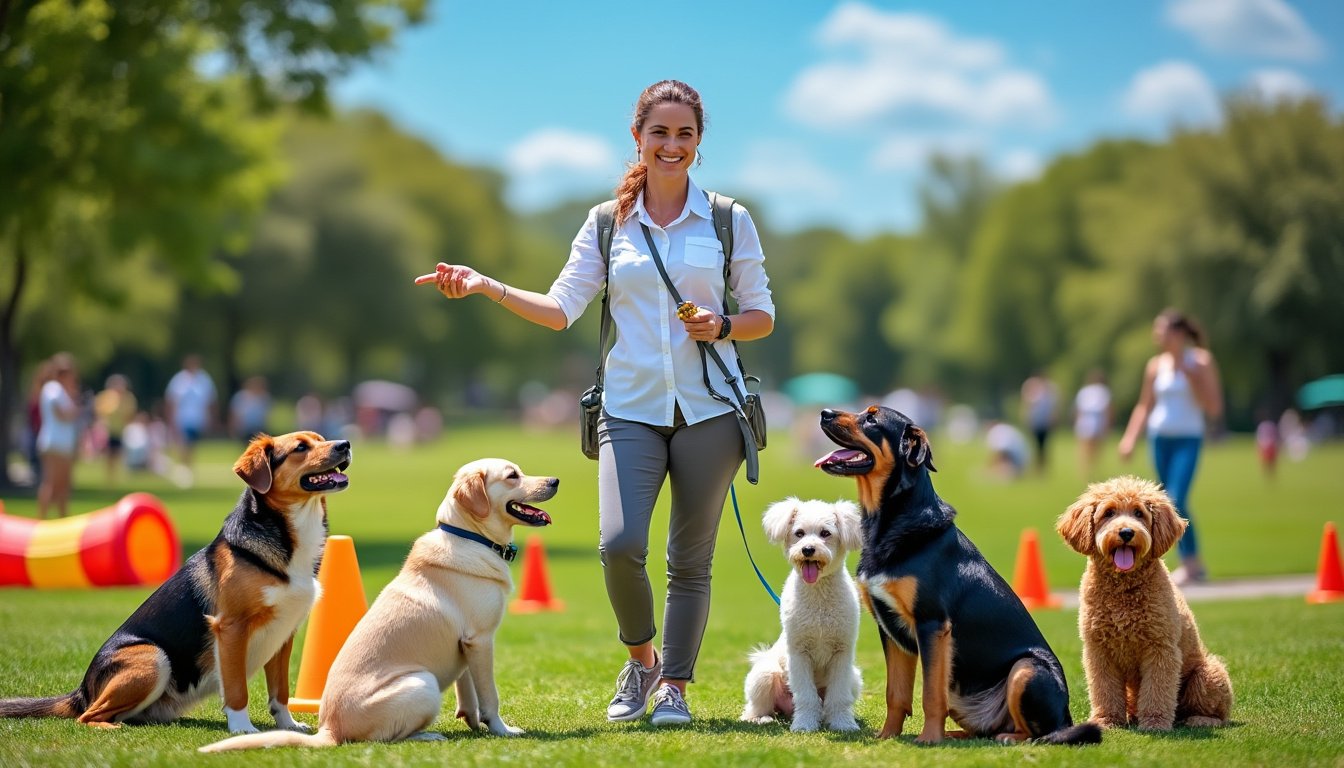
[1072,369,1112,479]
[986,419,1028,480]
[1119,308,1223,585]
[417,80,774,728]
[1020,370,1058,476]
[1254,410,1280,481]
[37,353,81,519]
[94,374,137,485]
[229,375,272,443]
[22,358,53,486]
[164,354,217,484]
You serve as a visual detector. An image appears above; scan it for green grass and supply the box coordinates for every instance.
[2,426,1342,767]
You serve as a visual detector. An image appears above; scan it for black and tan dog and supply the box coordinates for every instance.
[0,432,350,733]
[816,406,1099,745]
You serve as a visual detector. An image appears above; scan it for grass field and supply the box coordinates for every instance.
[2,424,1342,767]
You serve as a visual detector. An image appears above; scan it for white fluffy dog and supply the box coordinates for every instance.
[741,497,863,732]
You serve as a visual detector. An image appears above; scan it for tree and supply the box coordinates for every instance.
[0,0,423,487]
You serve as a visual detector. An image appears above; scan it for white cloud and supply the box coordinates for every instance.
[785,2,1054,131]
[1166,0,1324,61]
[870,133,983,172]
[505,129,615,175]
[996,149,1044,182]
[736,141,843,198]
[502,129,618,211]
[1122,61,1221,126]
[1245,68,1315,101]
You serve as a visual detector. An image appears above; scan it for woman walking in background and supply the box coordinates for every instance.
[1119,309,1223,584]
[416,80,774,727]
[36,353,81,519]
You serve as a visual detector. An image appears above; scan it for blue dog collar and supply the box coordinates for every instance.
[438,523,518,562]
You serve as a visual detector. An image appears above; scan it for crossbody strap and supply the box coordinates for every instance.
[639,223,759,484]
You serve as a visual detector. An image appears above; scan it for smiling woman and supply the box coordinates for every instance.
[413,79,776,729]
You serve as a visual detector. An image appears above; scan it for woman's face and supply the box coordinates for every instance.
[631,102,700,182]
[1153,317,1180,348]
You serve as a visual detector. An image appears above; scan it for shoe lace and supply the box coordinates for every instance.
[653,685,687,714]
[613,660,644,701]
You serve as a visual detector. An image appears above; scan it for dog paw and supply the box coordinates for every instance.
[223,707,258,734]
[791,716,821,732]
[1092,715,1125,730]
[484,718,524,737]
[826,715,860,732]
[741,715,775,725]
[1137,717,1174,731]
[285,721,313,734]
[1181,716,1226,728]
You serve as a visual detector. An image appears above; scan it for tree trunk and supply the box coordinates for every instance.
[1266,347,1293,418]
[0,240,28,491]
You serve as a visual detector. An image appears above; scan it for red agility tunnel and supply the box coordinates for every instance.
[0,493,180,588]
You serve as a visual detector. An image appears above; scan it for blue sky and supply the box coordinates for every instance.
[334,0,1344,237]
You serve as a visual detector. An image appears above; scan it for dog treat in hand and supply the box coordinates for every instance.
[677,301,698,320]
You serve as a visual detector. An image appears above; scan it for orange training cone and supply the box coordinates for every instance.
[1012,528,1061,610]
[289,535,368,713]
[1306,522,1344,604]
[510,536,564,613]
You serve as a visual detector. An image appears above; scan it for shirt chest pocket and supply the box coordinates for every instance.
[682,236,723,270]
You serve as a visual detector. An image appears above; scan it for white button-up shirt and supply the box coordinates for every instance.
[547,177,775,427]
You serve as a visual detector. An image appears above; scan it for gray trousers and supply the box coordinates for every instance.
[597,408,744,681]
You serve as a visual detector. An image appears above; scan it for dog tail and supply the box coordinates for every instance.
[0,691,82,719]
[197,727,337,753]
[1035,721,1103,745]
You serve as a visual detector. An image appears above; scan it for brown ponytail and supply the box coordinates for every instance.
[613,80,705,226]
[1158,308,1206,347]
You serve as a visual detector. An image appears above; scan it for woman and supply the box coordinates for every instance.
[37,352,81,519]
[1119,309,1222,584]
[417,80,774,726]
[1073,368,1112,479]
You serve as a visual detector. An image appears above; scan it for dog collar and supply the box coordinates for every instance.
[438,523,518,562]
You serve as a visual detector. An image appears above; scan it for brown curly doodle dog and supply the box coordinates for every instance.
[1056,475,1232,731]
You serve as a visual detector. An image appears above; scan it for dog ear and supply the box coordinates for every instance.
[834,499,864,551]
[1056,496,1095,555]
[452,469,492,520]
[761,497,799,545]
[233,435,274,494]
[1145,490,1188,557]
[903,425,936,473]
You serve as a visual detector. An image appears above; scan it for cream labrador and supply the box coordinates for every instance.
[199,458,558,751]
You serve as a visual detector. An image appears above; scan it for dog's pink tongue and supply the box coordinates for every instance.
[802,562,820,584]
[1113,546,1136,572]
[814,449,864,467]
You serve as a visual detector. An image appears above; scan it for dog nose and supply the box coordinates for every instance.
[1119,528,1134,543]
[802,546,815,557]
[820,409,837,423]
[547,477,559,489]
[334,440,350,454]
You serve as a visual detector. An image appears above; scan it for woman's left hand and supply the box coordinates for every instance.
[681,306,721,342]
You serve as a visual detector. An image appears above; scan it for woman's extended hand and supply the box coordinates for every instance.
[681,305,721,342]
[413,263,493,299]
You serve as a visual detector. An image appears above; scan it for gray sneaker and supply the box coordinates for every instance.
[649,683,692,727]
[606,655,661,722]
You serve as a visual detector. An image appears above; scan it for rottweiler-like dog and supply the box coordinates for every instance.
[816,406,1099,745]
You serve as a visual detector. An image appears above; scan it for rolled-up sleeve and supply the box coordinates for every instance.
[546,206,608,328]
[728,206,775,319]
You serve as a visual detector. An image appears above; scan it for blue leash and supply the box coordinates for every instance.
[730,483,780,605]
